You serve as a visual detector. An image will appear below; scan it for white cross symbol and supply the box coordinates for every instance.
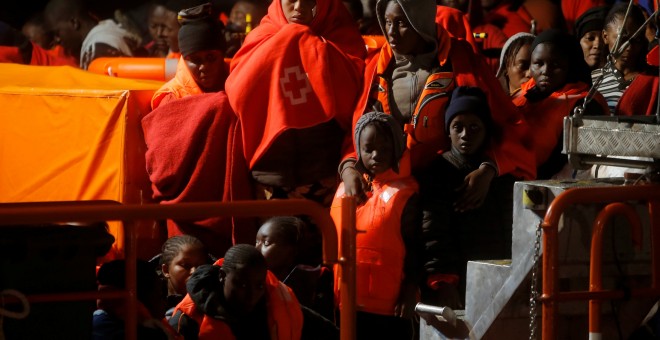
[280,66,312,106]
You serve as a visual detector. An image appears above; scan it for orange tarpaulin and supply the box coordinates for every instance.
[0,64,164,260]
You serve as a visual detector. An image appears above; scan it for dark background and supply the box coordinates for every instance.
[0,0,238,30]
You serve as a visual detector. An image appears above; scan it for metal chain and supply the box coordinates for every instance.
[529,220,542,340]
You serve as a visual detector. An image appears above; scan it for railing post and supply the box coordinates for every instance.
[339,196,357,340]
[588,203,642,340]
[124,220,138,340]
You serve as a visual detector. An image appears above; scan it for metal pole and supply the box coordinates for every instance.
[588,203,642,339]
[339,196,357,340]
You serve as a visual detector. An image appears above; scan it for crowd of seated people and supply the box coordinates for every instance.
[1,0,660,338]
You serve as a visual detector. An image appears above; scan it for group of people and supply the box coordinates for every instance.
[2,0,660,338]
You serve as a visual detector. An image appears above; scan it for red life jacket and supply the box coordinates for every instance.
[172,259,303,340]
[331,153,418,315]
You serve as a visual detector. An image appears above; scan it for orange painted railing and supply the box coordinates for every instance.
[0,198,357,340]
[540,185,660,339]
[588,203,643,338]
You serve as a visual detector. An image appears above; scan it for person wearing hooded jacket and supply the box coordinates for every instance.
[340,0,536,213]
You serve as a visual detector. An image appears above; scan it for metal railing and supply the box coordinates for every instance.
[0,197,357,340]
[540,185,660,339]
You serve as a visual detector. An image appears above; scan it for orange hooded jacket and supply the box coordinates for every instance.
[151,57,204,110]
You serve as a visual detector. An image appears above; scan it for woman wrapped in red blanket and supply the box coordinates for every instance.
[142,92,253,258]
[225,0,366,207]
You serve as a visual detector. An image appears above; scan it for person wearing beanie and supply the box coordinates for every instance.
[330,111,422,339]
[513,29,608,179]
[575,5,610,70]
[417,86,513,309]
[151,5,228,110]
[339,0,536,213]
[496,32,535,96]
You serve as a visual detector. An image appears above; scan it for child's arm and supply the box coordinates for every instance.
[395,194,423,318]
[453,161,497,212]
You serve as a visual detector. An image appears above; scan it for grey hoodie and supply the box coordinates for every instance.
[375,0,440,125]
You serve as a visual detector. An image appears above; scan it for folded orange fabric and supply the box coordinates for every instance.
[225,0,366,169]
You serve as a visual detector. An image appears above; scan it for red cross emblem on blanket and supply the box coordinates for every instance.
[280,66,312,106]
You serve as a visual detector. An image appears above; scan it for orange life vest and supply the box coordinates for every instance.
[331,154,418,315]
[172,259,303,340]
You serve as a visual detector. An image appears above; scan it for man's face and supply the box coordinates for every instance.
[48,16,83,59]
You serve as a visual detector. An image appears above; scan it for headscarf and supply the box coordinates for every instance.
[375,0,438,52]
[496,32,534,78]
[251,0,367,59]
[178,18,225,57]
[354,111,406,174]
[531,29,592,86]
[574,6,610,39]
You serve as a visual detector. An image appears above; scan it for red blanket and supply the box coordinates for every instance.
[616,74,659,116]
[435,6,478,53]
[514,79,608,165]
[141,92,254,256]
[225,0,366,169]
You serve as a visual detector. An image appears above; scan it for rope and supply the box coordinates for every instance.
[0,289,30,340]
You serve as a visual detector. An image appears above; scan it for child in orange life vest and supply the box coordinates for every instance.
[417,86,514,309]
[169,244,303,339]
[256,216,335,321]
[331,112,422,339]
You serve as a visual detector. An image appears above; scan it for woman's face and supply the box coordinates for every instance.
[580,30,606,69]
[184,50,226,92]
[282,0,317,25]
[383,1,426,56]
[603,15,644,71]
[530,43,569,95]
[506,43,532,93]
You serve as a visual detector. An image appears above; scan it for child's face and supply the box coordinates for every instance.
[530,43,569,95]
[448,112,486,156]
[255,222,297,278]
[359,124,394,175]
[223,264,267,316]
[162,244,207,296]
